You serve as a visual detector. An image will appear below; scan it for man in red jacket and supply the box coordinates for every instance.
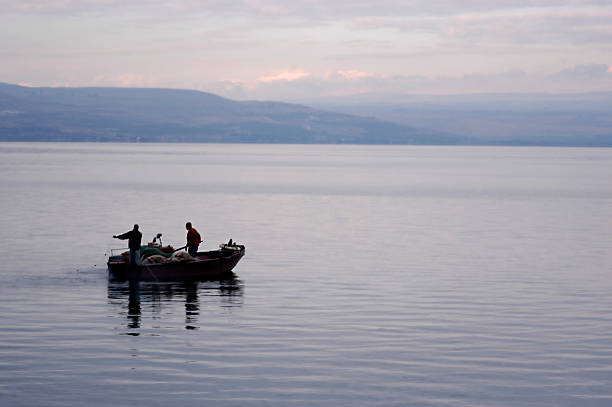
[185,222,202,257]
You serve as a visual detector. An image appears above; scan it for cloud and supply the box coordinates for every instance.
[5,1,610,18]
[350,5,612,46]
[204,63,612,101]
[2,0,125,14]
[202,79,251,99]
[2,0,611,100]
[258,69,311,83]
[0,0,294,16]
[554,63,610,78]
[336,70,373,80]
[90,73,158,88]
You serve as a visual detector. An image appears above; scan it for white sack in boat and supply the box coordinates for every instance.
[142,255,169,265]
[169,251,194,262]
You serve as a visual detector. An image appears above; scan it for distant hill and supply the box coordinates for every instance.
[0,83,456,144]
[304,92,612,147]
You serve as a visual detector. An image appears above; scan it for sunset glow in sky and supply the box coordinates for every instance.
[1,0,611,101]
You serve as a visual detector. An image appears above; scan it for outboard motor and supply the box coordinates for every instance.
[149,233,163,248]
[220,238,242,251]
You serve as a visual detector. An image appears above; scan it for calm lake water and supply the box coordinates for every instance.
[1,142,611,406]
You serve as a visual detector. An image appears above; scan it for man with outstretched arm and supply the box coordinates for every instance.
[185,222,202,257]
[113,224,142,266]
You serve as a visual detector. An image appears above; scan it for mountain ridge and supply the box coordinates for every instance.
[2,83,611,146]
[0,83,456,144]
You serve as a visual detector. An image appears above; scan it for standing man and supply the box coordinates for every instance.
[185,222,202,257]
[113,224,142,266]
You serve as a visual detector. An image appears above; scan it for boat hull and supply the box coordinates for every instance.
[108,246,245,282]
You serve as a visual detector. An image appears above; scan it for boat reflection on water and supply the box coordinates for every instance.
[107,274,243,334]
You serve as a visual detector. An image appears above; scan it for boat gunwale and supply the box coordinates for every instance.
[107,246,245,269]
[107,245,245,284]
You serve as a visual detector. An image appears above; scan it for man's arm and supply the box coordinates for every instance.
[114,231,131,240]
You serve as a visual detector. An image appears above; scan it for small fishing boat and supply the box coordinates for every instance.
[107,239,245,282]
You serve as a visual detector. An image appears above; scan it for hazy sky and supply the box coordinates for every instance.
[2,0,611,101]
